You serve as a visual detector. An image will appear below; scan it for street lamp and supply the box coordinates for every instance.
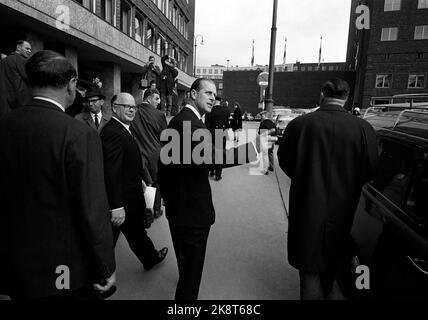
[227,59,230,70]
[193,34,204,77]
[265,0,278,113]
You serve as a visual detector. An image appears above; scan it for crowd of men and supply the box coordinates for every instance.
[0,42,379,301]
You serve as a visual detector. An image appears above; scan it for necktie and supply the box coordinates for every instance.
[94,114,100,129]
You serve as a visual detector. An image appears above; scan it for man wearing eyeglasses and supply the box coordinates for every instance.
[75,86,110,133]
[100,93,168,272]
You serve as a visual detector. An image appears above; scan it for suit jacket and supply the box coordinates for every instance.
[158,107,258,228]
[131,102,168,182]
[0,99,115,298]
[232,107,243,131]
[75,111,111,133]
[206,105,230,132]
[101,118,147,216]
[277,103,379,272]
[0,52,32,118]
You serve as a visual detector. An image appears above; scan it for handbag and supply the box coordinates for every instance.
[139,74,148,89]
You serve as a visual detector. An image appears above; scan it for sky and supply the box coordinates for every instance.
[194,0,352,67]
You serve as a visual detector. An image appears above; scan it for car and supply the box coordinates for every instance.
[275,114,295,138]
[254,113,262,121]
[343,109,428,300]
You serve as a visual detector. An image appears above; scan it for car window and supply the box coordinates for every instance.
[371,139,416,208]
[405,159,428,224]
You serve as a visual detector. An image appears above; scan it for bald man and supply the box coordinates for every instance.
[100,93,168,272]
[0,40,32,118]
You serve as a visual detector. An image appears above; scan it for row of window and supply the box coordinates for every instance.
[196,68,224,75]
[151,0,190,40]
[381,25,428,41]
[384,0,428,11]
[375,73,428,88]
[74,0,190,73]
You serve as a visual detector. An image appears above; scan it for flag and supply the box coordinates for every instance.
[318,36,323,69]
[283,37,287,68]
[251,40,255,66]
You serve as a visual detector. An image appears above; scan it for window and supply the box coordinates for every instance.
[405,160,428,222]
[135,14,145,44]
[208,69,213,74]
[120,1,131,35]
[196,69,201,74]
[214,69,219,74]
[381,27,398,41]
[100,0,113,23]
[415,25,428,40]
[219,83,223,90]
[202,69,207,74]
[384,0,401,11]
[385,53,391,59]
[76,0,93,11]
[418,0,428,9]
[376,74,393,88]
[372,139,415,207]
[408,74,425,88]
[301,67,306,71]
[146,24,154,51]
[308,66,313,71]
[329,66,335,71]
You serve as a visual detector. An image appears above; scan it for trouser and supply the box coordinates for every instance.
[160,93,173,114]
[169,224,211,300]
[113,212,159,269]
[299,270,344,300]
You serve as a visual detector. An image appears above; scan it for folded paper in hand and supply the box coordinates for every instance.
[144,186,157,209]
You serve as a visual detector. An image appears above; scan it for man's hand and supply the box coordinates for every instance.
[111,208,126,227]
[94,272,116,294]
[255,129,278,153]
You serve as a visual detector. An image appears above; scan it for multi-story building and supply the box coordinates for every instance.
[347,0,428,108]
[195,62,345,98]
[0,0,196,105]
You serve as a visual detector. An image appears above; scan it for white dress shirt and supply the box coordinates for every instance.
[33,97,65,112]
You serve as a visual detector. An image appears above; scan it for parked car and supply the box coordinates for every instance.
[254,113,262,121]
[343,110,428,300]
[275,113,295,138]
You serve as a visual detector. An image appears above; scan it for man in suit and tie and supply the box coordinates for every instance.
[0,50,116,300]
[101,93,168,272]
[158,78,276,300]
[132,89,168,219]
[75,86,110,133]
[205,96,231,181]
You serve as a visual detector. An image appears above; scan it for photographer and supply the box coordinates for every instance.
[160,55,179,116]
[141,56,161,90]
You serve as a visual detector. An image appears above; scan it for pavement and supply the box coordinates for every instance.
[110,122,298,300]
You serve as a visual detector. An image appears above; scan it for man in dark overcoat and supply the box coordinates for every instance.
[277,78,379,300]
[0,50,116,300]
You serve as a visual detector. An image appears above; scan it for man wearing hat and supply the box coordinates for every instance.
[75,86,111,133]
[205,95,230,181]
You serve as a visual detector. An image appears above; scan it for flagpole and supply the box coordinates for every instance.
[318,35,323,71]
[265,0,278,114]
[251,40,255,67]
[282,37,287,70]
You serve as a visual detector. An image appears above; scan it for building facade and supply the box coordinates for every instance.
[0,0,196,106]
[347,0,428,108]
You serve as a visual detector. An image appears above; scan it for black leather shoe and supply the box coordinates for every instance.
[144,247,168,271]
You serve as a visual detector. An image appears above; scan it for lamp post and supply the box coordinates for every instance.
[265,0,278,113]
[227,59,230,70]
[193,34,204,77]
